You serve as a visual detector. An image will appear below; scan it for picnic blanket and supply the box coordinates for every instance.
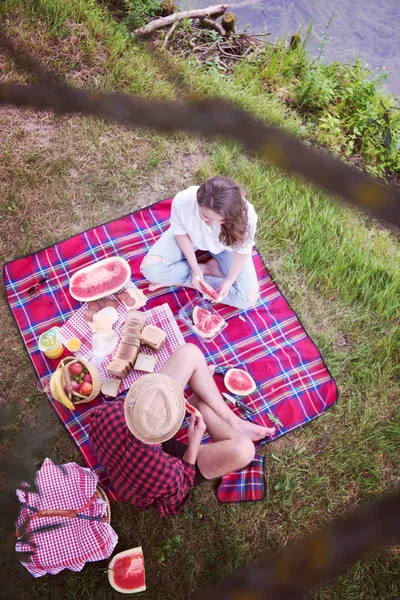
[4,198,338,504]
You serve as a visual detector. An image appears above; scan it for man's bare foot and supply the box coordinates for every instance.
[234,419,276,442]
[200,258,224,279]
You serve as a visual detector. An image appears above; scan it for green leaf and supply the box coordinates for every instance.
[367,118,381,129]
[268,413,284,428]
[383,128,392,151]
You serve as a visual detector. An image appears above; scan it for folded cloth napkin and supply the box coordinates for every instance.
[217,454,266,503]
[15,458,118,577]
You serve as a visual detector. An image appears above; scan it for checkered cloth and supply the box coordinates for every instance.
[4,198,338,504]
[15,458,118,577]
[59,301,185,392]
[217,455,266,503]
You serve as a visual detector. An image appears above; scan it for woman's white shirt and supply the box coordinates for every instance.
[169,185,257,255]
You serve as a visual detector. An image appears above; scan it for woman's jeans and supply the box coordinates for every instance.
[141,228,259,310]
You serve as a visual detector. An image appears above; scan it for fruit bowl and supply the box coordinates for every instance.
[178,296,227,343]
[51,357,102,407]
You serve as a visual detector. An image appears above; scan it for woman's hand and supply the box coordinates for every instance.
[191,266,204,290]
[187,414,206,447]
[216,277,234,302]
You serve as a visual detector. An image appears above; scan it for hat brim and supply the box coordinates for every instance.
[124,373,185,444]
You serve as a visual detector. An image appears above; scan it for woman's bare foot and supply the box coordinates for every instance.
[200,258,224,279]
[234,419,275,442]
[208,364,216,375]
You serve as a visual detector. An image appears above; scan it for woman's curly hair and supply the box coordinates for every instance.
[196,176,250,250]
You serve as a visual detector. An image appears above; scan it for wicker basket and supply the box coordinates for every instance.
[57,356,102,404]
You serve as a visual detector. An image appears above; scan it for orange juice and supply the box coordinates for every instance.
[39,327,64,359]
[66,337,81,353]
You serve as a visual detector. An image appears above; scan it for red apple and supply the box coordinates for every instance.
[83,373,92,383]
[78,382,93,396]
[69,362,83,376]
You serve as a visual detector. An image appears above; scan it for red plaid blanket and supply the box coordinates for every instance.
[4,199,337,503]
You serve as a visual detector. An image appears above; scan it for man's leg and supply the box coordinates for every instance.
[189,394,255,479]
[159,344,275,442]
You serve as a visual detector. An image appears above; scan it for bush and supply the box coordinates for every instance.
[121,0,162,29]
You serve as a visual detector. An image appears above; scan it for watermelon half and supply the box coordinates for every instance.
[194,276,219,301]
[192,305,225,339]
[69,256,131,302]
[108,546,146,594]
[224,368,256,396]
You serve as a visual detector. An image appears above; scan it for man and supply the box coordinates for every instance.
[89,344,275,516]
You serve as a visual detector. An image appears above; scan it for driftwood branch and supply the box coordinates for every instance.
[202,17,227,37]
[132,4,229,38]
[162,21,178,49]
[0,83,399,228]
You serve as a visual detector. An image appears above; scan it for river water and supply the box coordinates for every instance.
[179,0,400,97]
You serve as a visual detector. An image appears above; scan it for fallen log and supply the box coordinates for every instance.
[132,4,229,38]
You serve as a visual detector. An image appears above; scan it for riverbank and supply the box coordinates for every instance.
[127,2,400,183]
[1,1,399,599]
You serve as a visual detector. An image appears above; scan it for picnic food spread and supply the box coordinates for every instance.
[69,256,131,301]
[108,546,146,594]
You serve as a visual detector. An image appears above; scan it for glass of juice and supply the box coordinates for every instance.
[66,337,81,353]
[38,327,64,359]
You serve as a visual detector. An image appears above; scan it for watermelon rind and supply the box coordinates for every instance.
[224,368,256,396]
[69,257,131,302]
[108,546,146,594]
[192,323,222,339]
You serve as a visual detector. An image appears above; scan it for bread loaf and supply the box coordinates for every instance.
[107,310,146,378]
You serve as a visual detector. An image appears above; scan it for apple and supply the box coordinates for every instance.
[69,362,83,376]
[71,381,80,392]
[83,373,92,383]
[78,381,93,396]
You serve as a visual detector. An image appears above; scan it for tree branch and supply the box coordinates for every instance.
[132,4,229,38]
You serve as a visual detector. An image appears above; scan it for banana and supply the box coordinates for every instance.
[53,368,75,410]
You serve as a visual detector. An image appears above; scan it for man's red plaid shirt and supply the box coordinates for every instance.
[89,402,195,516]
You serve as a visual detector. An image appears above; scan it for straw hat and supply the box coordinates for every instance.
[124,374,185,444]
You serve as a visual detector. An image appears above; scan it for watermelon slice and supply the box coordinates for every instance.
[224,368,256,396]
[194,276,219,301]
[192,305,225,339]
[69,257,131,302]
[192,306,211,325]
[185,399,201,418]
[108,547,146,594]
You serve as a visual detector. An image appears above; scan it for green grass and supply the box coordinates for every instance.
[0,1,399,599]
